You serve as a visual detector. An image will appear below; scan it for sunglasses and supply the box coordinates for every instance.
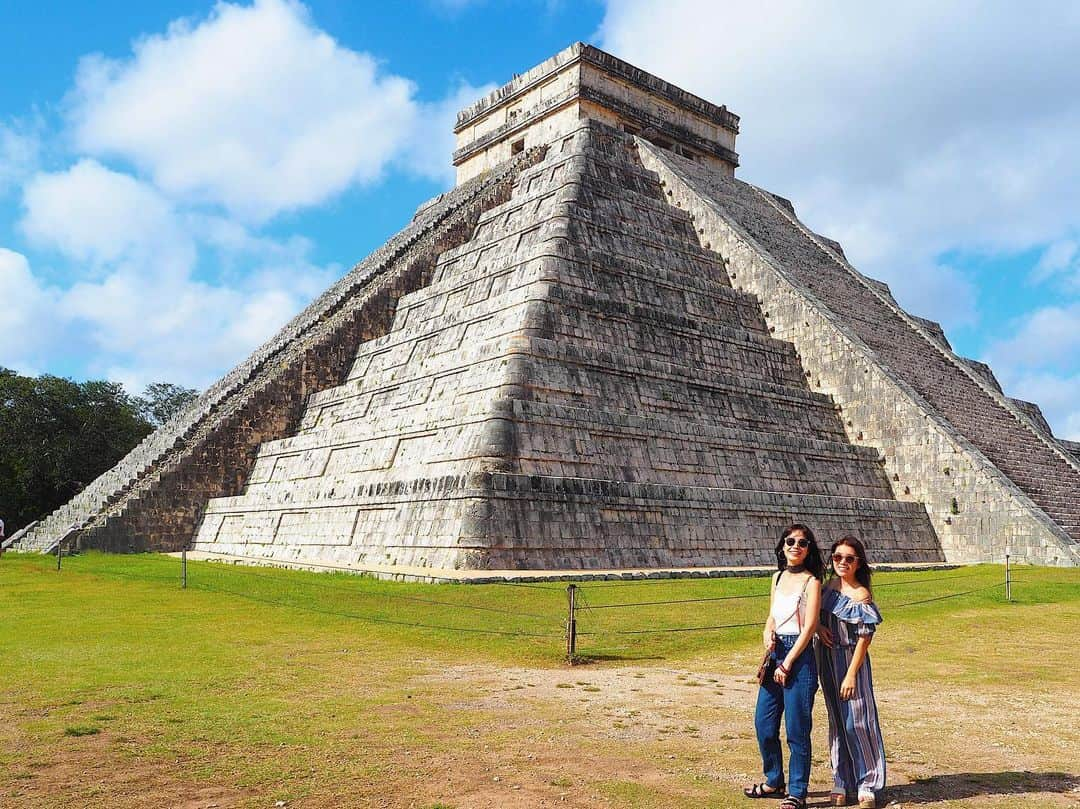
[784,536,810,549]
[832,553,858,565]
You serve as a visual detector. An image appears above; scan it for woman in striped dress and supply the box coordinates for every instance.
[816,536,885,808]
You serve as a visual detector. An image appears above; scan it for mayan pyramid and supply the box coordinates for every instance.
[15,44,1079,570]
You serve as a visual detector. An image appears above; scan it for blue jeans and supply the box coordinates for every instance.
[754,634,818,798]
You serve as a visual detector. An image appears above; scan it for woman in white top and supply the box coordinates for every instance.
[744,523,824,809]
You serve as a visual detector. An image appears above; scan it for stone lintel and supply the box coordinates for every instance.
[453,42,740,183]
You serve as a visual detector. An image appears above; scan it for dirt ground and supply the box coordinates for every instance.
[395,663,1080,809]
[5,659,1078,809]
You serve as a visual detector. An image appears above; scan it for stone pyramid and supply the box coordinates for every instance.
[16,44,1079,570]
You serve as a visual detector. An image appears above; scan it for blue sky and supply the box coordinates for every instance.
[2,0,1079,439]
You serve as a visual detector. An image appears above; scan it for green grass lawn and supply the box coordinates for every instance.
[1,552,1077,808]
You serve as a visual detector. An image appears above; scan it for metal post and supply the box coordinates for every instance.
[56,540,62,571]
[1005,553,1011,602]
[182,548,188,589]
[566,584,577,661]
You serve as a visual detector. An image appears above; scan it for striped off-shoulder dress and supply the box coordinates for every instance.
[816,587,886,799]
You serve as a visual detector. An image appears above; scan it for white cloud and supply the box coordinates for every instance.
[66,264,331,392]
[20,159,194,275]
[402,81,496,184]
[983,303,1080,438]
[984,303,1080,372]
[68,0,420,223]
[598,1,1080,333]
[1033,238,1079,287]
[0,248,63,371]
[999,371,1080,442]
[15,154,337,392]
[0,122,41,195]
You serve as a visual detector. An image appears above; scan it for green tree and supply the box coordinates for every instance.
[134,382,198,426]
[0,369,153,533]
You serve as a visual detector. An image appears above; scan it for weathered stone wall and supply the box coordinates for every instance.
[637,139,1079,566]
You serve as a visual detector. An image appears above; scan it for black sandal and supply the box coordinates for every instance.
[779,797,805,809]
[744,783,786,799]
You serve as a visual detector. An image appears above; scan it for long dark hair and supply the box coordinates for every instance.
[774,523,825,580]
[829,535,873,592]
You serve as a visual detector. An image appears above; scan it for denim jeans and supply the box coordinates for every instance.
[753,634,818,798]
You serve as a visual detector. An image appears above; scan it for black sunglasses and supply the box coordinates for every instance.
[832,553,858,565]
[784,536,810,549]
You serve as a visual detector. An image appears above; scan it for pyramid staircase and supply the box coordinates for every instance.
[637,140,1079,565]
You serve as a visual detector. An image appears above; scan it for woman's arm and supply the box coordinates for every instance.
[763,573,778,649]
[840,634,872,700]
[775,577,820,683]
[817,581,834,648]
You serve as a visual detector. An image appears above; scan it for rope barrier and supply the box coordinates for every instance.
[578,620,761,636]
[186,580,563,638]
[193,559,556,620]
[871,571,989,588]
[579,591,769,609]
[46,553,1052,654]
[66,566,178,586]
[571,576,759,588]
[574,572,1012,646]
[889,582,1005,609]
[58,555,560,634]
[575,571,996,611]
[189,551,565,591]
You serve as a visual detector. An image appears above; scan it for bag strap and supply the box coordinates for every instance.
[795,575,810,632]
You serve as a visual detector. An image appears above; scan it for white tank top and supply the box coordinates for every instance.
[771,576,809,635]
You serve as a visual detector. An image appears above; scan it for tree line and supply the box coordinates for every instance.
[0,369,197,535]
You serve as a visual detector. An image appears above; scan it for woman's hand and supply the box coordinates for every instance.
[773,666,788,687]
[817,625,834,648]
[840,675,856,700]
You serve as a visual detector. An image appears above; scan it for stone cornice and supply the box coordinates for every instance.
[455,42,739,134]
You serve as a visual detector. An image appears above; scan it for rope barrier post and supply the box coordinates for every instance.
[182,548,188,590]
[1005,551,1011,602]
[56,540,62,572]
[566,584,577,662]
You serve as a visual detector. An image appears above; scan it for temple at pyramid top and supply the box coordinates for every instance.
[453,43,740,183]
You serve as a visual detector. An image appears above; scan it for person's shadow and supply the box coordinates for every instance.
[879,771,1079,804]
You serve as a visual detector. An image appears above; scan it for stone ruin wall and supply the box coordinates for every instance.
[637,140,1079,566]
[16,148,546,554]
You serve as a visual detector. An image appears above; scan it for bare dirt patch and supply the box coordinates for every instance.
[413,663,1080,808]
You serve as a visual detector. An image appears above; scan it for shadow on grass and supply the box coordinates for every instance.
[570,653,667,663]
[884,771,1079,804]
